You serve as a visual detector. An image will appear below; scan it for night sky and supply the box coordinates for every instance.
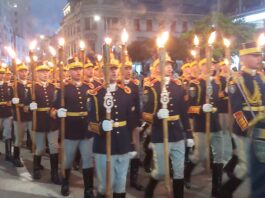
[31,0,67,35]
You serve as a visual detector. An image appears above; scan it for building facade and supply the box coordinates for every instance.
[60,0,204,56]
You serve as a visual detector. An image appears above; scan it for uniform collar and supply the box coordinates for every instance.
[39,81,48,87]
[70,80,82,87]
[19,80,27,85]
[124,79,130,85]
[109,83,117,92]
[241,66,256,76]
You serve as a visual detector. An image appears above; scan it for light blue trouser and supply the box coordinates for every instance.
[64,138,94,169]
[35,130,59,156]
[151,140,185,180]
[95,153,131,194]
[13,121,32,147]
[191,131,224,164]
[0,117,12,140]
[233,134,250,179]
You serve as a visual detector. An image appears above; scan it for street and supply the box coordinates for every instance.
[0,140,250,198]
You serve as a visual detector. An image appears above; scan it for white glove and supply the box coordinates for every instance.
[29,102,38,110]
[187,139,195,148]
[202,104,213,113]
[102,120,113,132]
[157,108,169,119]
[12,98,20,104]
[57,108,67,118]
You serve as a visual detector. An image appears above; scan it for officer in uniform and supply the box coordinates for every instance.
[4,68,13,85]
[186,58,224,197]
[0,66,13,161]
[54,60,94,198]
[11,64,32,167]
[221,42,265,198]
[142,56,194,198]
[87,58,135,198]
[83,59,102,89]
[120,57,144,191]
[28,64,60,184]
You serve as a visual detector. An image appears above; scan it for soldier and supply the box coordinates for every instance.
[54,60,94,197]
[120,58,144,191]
[4,68,13,85]
[221,42,265,198]
[83,59,102,88]
[87,58,135,197]
[185,58,224,197]
[11,64,32,167]
[28,64,61,184]
[142,56,194,198]
[0,66,13,161]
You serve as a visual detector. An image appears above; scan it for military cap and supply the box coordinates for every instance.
[5,68,12,74]
[0,67,5,74]
[17,63,28,71]
[239,42,263,56]
[181,63,190,70]
[67,61,83,70]
[151,54,173,69]
[36,64,50,71]
[84,59,94,68]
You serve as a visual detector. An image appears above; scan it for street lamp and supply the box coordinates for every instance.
[94,15,101,22]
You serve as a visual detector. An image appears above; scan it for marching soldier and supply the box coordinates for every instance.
[83,59,102,88]
[0,66,13,161]
[120,58,144,191]
[11,64,32,167]
[142,56,194,198]
[28,64,61,184]
[221,42,265,198]
[54,60,94,197]
[185,58,224,197]
[87,58,135,197]
[4,68,13,85]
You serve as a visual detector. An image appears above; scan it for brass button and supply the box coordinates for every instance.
[79,96,82,99]
[115,112,118,114]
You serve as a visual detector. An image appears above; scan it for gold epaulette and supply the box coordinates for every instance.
[233,111,248,131]
[118,84,131,94]
[87,85,103,95]
[144,80,152,87]
[131,79,140,86]
[84,82,95,89]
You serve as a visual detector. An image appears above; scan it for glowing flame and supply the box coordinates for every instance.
[2,63,7,68]
[33,55,38,62]
[5,46,16,59]
[29,40,37,51]
[223,38,231,48]
[79,40,85,50]
[59,38,65,47]
[47,61,54,67]
[16,59,22,65]
[25,56,31,63]
[121,29,129,44]
[156,31,169,48]
[97,54,102,62]
[194,35,199,46]
[208,31,216,45]
[258,33,265,47]
[224,58,229,65]
[104,37,112,45]
[49,46,56,56]
[191,50,196,57]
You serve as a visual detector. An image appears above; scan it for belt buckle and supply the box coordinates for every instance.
[113,122,119,127]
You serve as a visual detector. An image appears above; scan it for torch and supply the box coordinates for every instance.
[79,40,85,81]
[49,46,57,83]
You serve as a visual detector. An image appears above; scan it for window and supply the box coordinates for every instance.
[85,17,91,30]
[134,19,140,31]
[182,21,188,32]
[146,19,152,31]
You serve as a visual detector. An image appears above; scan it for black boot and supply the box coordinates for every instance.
[130,158,144,191]
[83,168,94,198]
[13,146,24,167]
[173,179,184,198]
[113,192,126,198]
[144,177,158,198]
[220,176,243,198]
[61,169,71,196]
[33,155,41,179]
[184,161,196,189]
[212,163,223,197]
[5,139,12,161]
[50,153,61,185]
[224,155,238,179]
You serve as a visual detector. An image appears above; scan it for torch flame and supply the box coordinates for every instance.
[223,38,231,48]
[49,46,56,56]
[224,58,229,65]
[29,40,37,51]
[104,37,112,45]
[79,40,85,50]
[16,59,22,65]
[5,46,16,59]
[25,56,31,63]
[208,31,216,45]
[194,35,199,46]
[33,55,38,62]
[97,54,102,62]
[59,38,65,47]
[2,63,7,68]
[121,29,129,44]
[258,33,265,47]
[156,31,169,48]
[191,50,196,57]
